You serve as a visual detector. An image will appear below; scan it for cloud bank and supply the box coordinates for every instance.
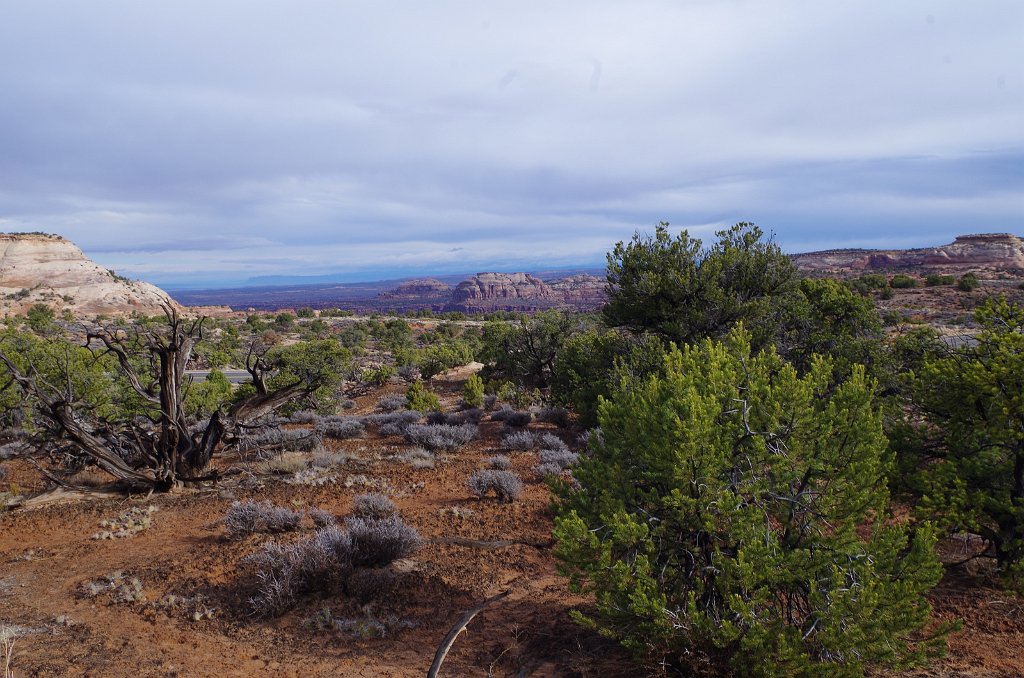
[0,1,1021,287]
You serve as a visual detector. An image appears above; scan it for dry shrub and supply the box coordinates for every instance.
[404,423,478,451]
[345,514,421,567]
[502,430,537,451]
[317,416,365,440]
[466,469,523,502]
[376,394,409,412]
[224,500,303,539]
[351,493,396,519]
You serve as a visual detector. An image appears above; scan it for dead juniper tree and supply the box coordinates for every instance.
[0,305,351,491]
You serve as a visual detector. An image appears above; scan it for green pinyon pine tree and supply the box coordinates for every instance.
[553,327,946,677]
[910,298,1024,578]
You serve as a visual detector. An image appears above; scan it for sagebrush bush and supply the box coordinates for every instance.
[535,462,565,477]
[376,394,408,412]
[485,455,512,470]
[536,448,578,477]
[466,469,523,502]
[224,500,303,539]
[405,423,478,451]
[317,416,365,440]
[425,410,448,425]
[539,448,577,467]
[246,526,353,616]
[289,410,320,425]
[308,507,337,527]
[427,409,483,426]
[502,430,537,451]
[396,447,435,469]
[344,514,421,567]
[501,411,532,428]
[534,406,570,427]
[452,408,484,425]
[352,493,396,519]
[536,432,568,452]
[364,410,421,436]
[489,406,515,422]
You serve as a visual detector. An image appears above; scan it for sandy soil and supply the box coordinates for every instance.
[1,372,1022,677]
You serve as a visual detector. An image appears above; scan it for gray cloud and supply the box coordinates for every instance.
[0,1,1021,288]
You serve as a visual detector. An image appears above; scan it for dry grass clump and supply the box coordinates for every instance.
[245,528,353,616]
[224,500,304,539]
[466,469,523,502]
[405,423,477,451]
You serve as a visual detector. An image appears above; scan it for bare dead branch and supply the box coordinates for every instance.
[427,590,511,678]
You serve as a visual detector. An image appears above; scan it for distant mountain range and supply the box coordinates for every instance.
[5,231,1022,317]
[169,268,607,312]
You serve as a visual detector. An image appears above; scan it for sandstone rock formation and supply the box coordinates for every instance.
[378,278,452,301]
[445,272,605,311]
[792,233,1024,273]
[452,272,553,305]
[548,274,606,304]
[0,233,181,317]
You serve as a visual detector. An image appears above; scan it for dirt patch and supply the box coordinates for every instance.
[1,377,1022,677]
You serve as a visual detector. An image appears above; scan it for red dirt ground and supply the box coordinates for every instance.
[1,372,1022,677]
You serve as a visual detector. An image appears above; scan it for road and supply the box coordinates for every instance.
[184,369,252,384]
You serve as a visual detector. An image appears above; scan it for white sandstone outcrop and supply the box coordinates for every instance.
[0,233,181,317]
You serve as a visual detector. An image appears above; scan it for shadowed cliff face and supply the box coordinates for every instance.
[792,233,1024,273]
[448,272,604,312]
[0,233,180,317]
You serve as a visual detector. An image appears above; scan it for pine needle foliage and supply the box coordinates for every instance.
[553,328,946,677]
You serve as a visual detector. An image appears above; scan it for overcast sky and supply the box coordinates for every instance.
[0,1,1021,289]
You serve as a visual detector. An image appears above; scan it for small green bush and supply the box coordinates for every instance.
[406,380,441,413]
[889,274,918,289]
[925,274,955,287]
[462,373,485,409]
[859,273,889,289]
[958,272,980,292]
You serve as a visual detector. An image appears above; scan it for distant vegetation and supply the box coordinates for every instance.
[1,221,1020,676]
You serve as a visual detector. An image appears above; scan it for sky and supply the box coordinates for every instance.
[0,1,1021,289]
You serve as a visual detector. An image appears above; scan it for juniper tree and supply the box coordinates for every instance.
[553,328,945,676]
[908,298,1024,576]
[0,307,352,490]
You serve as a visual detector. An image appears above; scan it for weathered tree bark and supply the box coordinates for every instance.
[0,306,328,492]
